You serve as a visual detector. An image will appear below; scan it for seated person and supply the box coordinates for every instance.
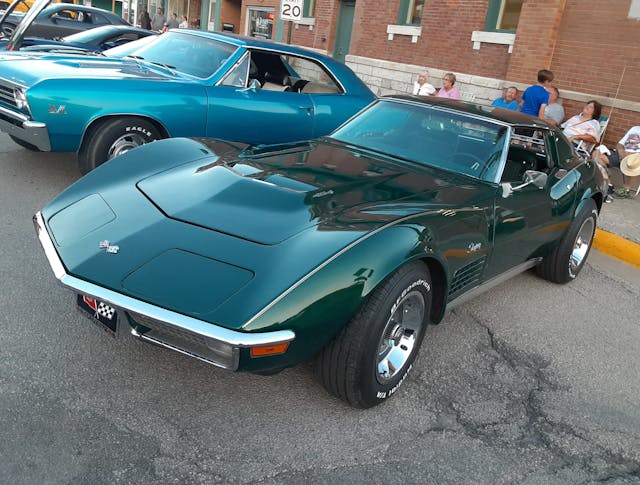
[592,125,640,199]
[543,86,565,126]
[561,100,602,146]
[491,86,519,110]
[436,73,461,100]
[412,71,436,96]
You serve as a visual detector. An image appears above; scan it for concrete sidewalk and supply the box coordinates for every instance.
[596,192,640,268]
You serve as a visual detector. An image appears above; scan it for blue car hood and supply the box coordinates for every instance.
[0,56,175,87]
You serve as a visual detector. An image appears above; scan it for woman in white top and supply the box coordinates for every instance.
[179,15,189,28]
[561,100,602,146]
[412,71,436,96]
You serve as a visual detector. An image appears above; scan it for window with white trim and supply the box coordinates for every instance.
[304,0,315,17]
[398,0,424,25]
[485,0,523,32]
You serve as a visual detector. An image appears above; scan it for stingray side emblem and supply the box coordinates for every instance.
[99,240,120,254]
[48,105,67,115]
[468,242,482,252]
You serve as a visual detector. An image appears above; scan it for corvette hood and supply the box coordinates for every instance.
[0,56,174,87]
[42,137,493,329]
[136,139,489,245]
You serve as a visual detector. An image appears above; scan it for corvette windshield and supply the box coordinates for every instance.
[330,100,508,182]
[129,32,237,78]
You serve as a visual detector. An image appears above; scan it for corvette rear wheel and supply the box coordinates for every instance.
[78,117,162,174]
[315,262,432,408]
[537,199,597,284]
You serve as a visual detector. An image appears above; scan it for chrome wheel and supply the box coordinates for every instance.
[568,216,595,278]
[376,290,425,384]
[107,132,148,160]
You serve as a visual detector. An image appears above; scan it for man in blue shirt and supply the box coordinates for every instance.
[520,69,554,118]
[491,86,519,110]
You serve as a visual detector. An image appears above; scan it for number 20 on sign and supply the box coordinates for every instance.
[281,0,303,21]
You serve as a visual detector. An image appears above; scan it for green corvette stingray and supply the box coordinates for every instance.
[34,96,606,408]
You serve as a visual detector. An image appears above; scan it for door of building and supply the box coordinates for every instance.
[207,0,216,30]
[332,0,355,63]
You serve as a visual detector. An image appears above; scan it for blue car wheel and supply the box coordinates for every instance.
[79,117,163,174]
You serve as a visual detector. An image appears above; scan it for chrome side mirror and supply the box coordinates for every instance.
[501,170,548,197]
[238,78,261,93]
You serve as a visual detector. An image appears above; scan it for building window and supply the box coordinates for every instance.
[398,0,424,25]
[246,7,274,40]
[485,0,523,32]
[303,0,315,17]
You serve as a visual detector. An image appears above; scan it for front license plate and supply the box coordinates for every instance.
[76,294,118,337]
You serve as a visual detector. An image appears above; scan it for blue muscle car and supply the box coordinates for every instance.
[0,25,376,173]
[34,97,606,407]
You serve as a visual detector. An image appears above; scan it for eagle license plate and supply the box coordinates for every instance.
[76,294,118,337]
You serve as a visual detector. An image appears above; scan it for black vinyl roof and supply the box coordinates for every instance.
[386,94,554,128]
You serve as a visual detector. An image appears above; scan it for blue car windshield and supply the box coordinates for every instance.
[330,100,508,182]
[130,32,238,78]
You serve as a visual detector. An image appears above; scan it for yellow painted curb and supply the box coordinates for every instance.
[593,229,640,269]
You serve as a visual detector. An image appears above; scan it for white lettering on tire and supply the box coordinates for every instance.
[390,279,431,316]
[377,363,413,400]
[375,277,431,400]
[125,126,152,137]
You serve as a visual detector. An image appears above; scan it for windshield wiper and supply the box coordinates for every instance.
[149,61,176,72]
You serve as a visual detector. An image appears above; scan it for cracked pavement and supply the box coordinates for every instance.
[1,135,640,484]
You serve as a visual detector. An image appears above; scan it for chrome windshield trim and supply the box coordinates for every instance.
[33,212,295,348]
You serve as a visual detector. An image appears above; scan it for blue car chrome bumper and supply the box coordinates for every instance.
[0,105,51,151]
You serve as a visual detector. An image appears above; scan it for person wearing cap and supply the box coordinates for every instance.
[593,125,640,198]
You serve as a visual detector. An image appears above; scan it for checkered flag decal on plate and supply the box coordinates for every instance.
[97,302,115,320]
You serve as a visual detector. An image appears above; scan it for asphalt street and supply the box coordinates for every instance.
[1,133,639,484]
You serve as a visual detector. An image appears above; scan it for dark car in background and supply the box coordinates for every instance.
[0,0,128,39]
[0,24,156,52]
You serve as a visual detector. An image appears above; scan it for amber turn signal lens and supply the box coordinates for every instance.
[250,342,289,357]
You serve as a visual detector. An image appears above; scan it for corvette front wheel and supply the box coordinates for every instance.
[78,117,162,174]
[537,199,597,284]
[315,262,432,408]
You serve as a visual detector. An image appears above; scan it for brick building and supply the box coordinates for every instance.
[196,0,639,147]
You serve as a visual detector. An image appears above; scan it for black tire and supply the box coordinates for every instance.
[0,22,16,38]
[78,117,162,175]
[536,199,598,284]
[9,135,41,151]
[315,261,432,408]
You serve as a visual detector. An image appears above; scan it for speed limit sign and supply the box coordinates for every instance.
[281,0,303,21]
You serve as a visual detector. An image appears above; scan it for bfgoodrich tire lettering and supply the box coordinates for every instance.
[315,261,432,408]
[537,198,597,284]
[78,117,162,174]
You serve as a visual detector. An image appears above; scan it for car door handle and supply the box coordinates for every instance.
[298,106,314,116]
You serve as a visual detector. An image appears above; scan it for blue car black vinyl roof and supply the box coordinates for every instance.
[386,94,555,128]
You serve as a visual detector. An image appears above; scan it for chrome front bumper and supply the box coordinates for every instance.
[0,105,51,151]
[33,211,295,370]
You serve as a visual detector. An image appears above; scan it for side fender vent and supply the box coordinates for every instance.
[449,256,487,296]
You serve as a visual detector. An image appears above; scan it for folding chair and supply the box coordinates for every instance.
[459,91,476,103]
[575,116,608,158]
